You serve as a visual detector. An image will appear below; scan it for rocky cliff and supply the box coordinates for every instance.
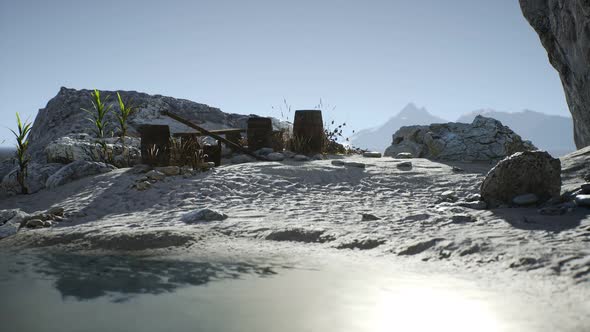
[26,87,256,162]
[519,0,590,148]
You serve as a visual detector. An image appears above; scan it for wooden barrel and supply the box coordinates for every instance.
[247,117,273,151]
[293,110,324,154]
[139,125,170,166]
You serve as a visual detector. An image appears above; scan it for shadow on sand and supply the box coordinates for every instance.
[32,254,282,302]
[489,207,589,233]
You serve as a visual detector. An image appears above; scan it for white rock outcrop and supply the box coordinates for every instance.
[384,116,536,162]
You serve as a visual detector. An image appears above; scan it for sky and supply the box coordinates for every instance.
[0,0,569,146]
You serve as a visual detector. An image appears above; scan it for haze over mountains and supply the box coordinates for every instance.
[350,104,576,157]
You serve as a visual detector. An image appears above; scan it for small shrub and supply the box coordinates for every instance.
[169,137,207,170]
[9,113,32,194]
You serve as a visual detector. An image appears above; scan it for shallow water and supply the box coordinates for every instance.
[0,252,586,332]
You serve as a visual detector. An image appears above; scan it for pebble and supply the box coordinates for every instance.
[293,155,310,162]
[574,194,590,207]
[363,151,382,158]
[452,166,465,173]
[396,152,413,159]
[266,153,285,161]
[155,166,180,176]
[146,170,166,181]
[47,206,64,216]
[312,154,324,160]
[361,214,381,221]
[396,161,413,170]
[182,208,228,223]
[457,200,487,210]
[466,193,481,202]
[134,181,152,191]
[343,162,366,169]
[25,219,45,228]
[512,193,539,206]
[331,160,346,166]
[255,148,274,156]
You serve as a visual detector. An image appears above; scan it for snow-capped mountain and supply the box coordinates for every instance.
[350,103,447,152]
[457,109,575,157]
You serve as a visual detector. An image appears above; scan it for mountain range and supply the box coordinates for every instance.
[350,104,576,157]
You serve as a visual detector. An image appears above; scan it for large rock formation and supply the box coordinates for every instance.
[383,116,536,162]
[26,87,256,162]
[519,0,590,148]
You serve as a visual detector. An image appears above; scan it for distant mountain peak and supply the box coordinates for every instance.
[398,102,428,117]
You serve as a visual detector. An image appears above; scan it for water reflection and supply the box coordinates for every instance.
[31,254,280,302]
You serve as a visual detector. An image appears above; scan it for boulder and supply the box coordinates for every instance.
[1,162,63,196]
[45,134,141,167]
[362,151,382,158]
[266,152,285,161]
[480,151,561,208]
[45,161,116,189]
[384,116,536,162]
[520,0,590,149]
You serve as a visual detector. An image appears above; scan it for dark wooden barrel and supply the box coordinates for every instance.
[247,117,273,151]
[139,125,170,166]
[293,110,324,154]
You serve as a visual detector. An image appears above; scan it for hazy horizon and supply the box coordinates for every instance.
[0,0,570,146]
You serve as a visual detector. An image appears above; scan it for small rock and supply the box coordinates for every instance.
[182,208,228,223]
[343,162,366,169]
[456,200,487,210]
[312,154,324,160]
[231,154,256,164]
[363,151,382,158]
[512,193,539,206]
[25,219,45,228]
[130,164,152,174]
[396,152,413,159]
[452,166,465,173]
[361,214,380,221]
[451,215,477,223]
[397,161,413,170]
[134,181,152,191]
[47,206,64,216]
[337,239,385,250]
[538,202,575,216]
[574,195,590,207]
[267,152,285,161]
[331,160,346,166]
[146,170,166,181]
[155,166,180,176]
[581,183,590,194]
[293,155,310,162]
[255,148,274,156]
[283,151,296,158]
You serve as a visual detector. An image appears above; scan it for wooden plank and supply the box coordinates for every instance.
[162,111,266,161]
[173,128,246,138]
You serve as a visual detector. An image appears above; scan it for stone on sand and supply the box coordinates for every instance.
[574,195,590,207]
[146,170,166,181]
[266,153,285,161]
[396,152,413,159]
[156,166,180,176]
[362,151,382,158]
[512,193,539,206]
[182,208,228,223]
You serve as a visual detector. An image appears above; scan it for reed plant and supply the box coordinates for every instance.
[9,113,32,194]
[116,92,138,165]
[82,89,111,162]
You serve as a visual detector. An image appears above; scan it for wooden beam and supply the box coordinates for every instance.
[162,111,266,161]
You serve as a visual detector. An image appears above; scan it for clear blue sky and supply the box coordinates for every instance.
[0,0,568,145]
